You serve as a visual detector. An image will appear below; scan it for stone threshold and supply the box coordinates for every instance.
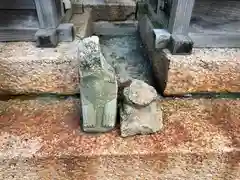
[1,42,240,96]
[0,97,239,179]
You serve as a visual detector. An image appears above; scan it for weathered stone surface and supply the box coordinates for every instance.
[120,80,161,137]
[0,41,80,95]
[93,21,138,36]
[169,34,193,55]
[151,48,240,95]
[71,8,93,39]
[120,101,163,137]
[114,62,132,87]
[127,79,157,106]
[100,35,152,86]
[0,97,239,179]
[154,29,171,49]
[78,36,118,132]
[91,4,136,21]
[79,0,136,21]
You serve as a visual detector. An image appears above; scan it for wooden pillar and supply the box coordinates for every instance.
[34,0,63,29]
[34,0,65,47]
[168,0,195,34]
[167,0,195,54]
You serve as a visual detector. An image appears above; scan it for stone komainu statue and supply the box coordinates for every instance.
[78,36,118,132]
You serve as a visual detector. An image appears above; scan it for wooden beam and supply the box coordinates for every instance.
[168,0,195,34]
[189,32,240,48]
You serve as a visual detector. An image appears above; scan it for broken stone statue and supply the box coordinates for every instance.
[78,36,118,132]
[120,79,163,137]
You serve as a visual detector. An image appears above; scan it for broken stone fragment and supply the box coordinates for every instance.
[127,79,157,106]
[120,79,163,137]
[120,101,163,137]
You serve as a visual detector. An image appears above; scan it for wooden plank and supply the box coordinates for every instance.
[168,0,195,34]
[0,28,37,41]
[189,32,240,48]
[34,0,62,28]
[0,0,36,10]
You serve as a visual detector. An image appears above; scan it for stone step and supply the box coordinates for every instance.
[0,97,239,179]
[0,10,138,96]
[0,9,94,95]
[151,48,240,95]
[73,0,136,21]
[0,10,89,95]
[0,41,79,95]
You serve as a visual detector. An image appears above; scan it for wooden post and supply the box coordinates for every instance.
[34,0,64,47]
[34,0,62,29]
[168,0,195,34]
[167,0,195,54]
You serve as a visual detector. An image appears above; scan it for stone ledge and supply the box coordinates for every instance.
[0,97,239,179]
[73,0,136,21]
[93,21,138,36]
[0,8,95,96]
[91,3,136,21]
[151,48,240,95]
[0,41,80,95]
